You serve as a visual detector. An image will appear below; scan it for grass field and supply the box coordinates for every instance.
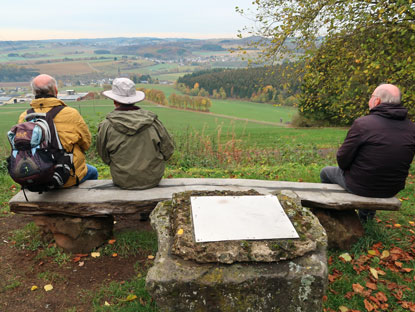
[210,99,295,124]
[154,72,192,82]
[0,96,313,151]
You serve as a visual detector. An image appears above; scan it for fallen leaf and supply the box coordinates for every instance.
[79,261,85,267]
[339,253,352,262]
[112,253,118,257]
[139,297,146,306]
[339,306,349,312]
[364,298,375,311]
[395,261,403,268]
[352,283,365,295]
[120,294,137,302]
[370,267,379,279]
[409,221,415,226]
[75,253,88,257]
[394,224,402,228]
[104,301,110,306]
[148,255,155,260]
[381,250,390,259]
[44,284,53,292]
[368,250,377,256]
[366,282,377,290]
[72,256,81,263]
[31,285,38,291]
[375,291,388,302]
[91,252,100,258]
[377,269,386,276]
[402,267,413,273]
[108,239,116,245]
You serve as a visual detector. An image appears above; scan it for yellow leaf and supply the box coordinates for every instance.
[370,267,378,279]
[44,284,53,292]
[339,306,349,312]
[394,224,402,228]
[409,221,414,226]
[104,301,111,306]
[108,239,116,245]
[112,253,118,258]
[126,294,137,301]
[339,253,352,262]
[368,250,377,256]
[31,285,38,291]
[91,252,100,258]
[381,250,390,259]
[148,255,155,260]
[177,228,184,236]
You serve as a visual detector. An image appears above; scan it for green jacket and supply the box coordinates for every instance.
[97,108,174,189]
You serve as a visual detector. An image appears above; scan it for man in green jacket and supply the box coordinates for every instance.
[97,78,174,189]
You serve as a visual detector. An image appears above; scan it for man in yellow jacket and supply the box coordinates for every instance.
[18,74,97,187]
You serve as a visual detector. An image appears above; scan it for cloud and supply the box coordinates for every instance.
[0,0,254,40]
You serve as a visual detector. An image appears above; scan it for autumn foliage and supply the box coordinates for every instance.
[240,0,415,125]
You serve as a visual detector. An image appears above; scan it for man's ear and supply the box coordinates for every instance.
[374,97,381,107]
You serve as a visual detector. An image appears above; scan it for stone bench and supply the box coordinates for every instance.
[9,178,401,252]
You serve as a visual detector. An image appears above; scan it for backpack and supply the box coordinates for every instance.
[7,106,77,195]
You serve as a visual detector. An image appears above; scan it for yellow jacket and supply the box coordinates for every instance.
[18,97,91,187]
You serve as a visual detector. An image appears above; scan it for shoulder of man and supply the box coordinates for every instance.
[55,106,86,123]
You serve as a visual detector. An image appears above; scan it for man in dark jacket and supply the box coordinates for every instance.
[320,84,415,221]
[97,78,174,189]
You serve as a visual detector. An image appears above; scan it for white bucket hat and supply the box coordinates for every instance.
[103,78,145,104]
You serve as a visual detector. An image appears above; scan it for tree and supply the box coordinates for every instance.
[239,0,415,125]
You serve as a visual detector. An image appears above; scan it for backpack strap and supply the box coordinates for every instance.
[45,106,65,150]
[45,106,79,185]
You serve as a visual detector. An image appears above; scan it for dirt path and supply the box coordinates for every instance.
[86,62,100,73]
[0,213,154,312]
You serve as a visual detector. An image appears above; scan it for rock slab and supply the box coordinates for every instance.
[311,208,365,250]
[146,191,328,312]
[33,215,114,253]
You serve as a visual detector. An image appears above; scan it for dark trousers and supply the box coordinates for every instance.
[320,166,375,221]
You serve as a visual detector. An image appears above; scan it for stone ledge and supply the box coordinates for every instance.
[9,179,400,216]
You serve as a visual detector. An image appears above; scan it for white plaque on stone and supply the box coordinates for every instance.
[190,195,299,243]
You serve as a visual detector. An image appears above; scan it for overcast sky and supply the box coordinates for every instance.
[0,0,256,41]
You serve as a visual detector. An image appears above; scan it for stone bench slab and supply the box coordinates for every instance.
[9,179,400,217]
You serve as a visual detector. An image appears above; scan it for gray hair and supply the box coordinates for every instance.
[375,84,401,104]
[31,76,58,97]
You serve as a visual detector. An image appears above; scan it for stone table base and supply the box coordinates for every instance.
[146,198,328,312]
[33,215,114,253]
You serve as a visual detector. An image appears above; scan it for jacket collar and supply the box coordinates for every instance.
[30,97,67,109]
[370,103,408,120]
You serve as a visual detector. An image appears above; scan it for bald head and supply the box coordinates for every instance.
[31,74,58,98]
[373,84,401,105]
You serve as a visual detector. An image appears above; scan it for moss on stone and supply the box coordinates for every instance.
[168,190,326,264]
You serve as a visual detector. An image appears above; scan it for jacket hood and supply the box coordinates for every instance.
[106,109,156,135]
[370,103,408,120]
